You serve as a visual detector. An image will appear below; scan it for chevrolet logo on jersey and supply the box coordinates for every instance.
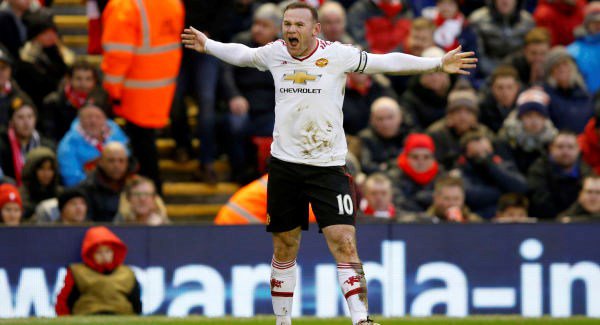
[283,70,321,84]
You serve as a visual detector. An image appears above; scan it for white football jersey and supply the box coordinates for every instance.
[250,38,367,167]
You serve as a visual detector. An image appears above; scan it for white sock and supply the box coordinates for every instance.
[271,257,297,325]
[338,262,369,325]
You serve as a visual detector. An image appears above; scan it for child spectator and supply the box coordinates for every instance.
[115,175,169,226]
[57,188,88,225]
[0,183,22,226]
[18,146,61,220]
[55,226,142,315]
[359,173,396,219]
[388,133,442,212]
[494,193,533,223]
[499,87,557,174]
[0,94,54,185]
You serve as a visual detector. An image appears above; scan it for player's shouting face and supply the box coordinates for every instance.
[282,7,321,58]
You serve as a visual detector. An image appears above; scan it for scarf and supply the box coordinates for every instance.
[433,12,464,51]
[8,127,41,186]
[360,199,396,218]
[501,112,557,152]
[397,152,439,185]
[346,76,372,96]
[76,122,111,153]
[64,83,89,109]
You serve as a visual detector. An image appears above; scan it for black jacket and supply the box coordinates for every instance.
[527,156,592,219]
[399,76,448,130]
[77,169,127,222]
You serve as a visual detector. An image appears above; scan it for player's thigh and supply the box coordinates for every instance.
[267,158,310,232]
[305,166,357,230]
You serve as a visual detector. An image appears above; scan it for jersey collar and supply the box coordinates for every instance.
[291,39,319,62]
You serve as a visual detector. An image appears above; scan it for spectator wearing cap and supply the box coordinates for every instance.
[0,44,27,126]
[568,2,600,94]
[18,146,61,220]
[0,95,54,185]
[387,133,443,212]
[499,87,558,174]
[579,106,600,174]
[219,3,281,183]
[455,130,527,219]
[319,1,355,44]
[42,60,101,141]
[57,188,87,224]
[479,65,521,133]
[528,130,592,219]
[57,91,129,187]
[0,0,30,60]
[534,0,585,46]
[559,174,600,222]
[359,96,412,174]
[468,0,535,76]
[543,46,593,133]
[15,9,74,108]
[0,183,22,226]
[114,175,169,226]
[503,27,551,86]
[427,88,494,169]
[399,46,451,129]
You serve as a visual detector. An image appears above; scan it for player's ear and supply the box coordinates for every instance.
[313,22,321,37]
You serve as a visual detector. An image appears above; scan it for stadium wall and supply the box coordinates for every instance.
[1,224,599,318]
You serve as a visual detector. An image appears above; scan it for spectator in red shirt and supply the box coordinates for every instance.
[534,0,586,46]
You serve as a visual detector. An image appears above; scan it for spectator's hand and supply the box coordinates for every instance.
[229,96,249,116]
[182,27,208,53]
[441,46,477,75]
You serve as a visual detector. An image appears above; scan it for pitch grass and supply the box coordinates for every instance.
[0,316,598,325]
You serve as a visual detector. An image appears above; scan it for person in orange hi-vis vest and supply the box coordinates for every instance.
[215,174,317,225]
[101,0,184,194]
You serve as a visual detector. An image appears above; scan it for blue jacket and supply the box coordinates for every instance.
[57,119,129,187]
[568,33,600,94]
[544,83,593,134]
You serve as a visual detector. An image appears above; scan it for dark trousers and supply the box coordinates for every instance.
[125,122,162,194]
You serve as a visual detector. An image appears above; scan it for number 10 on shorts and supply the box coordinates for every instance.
[336,194,354,215]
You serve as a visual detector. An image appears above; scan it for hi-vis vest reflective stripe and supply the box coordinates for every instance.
[101,0,184,128]
[214,176,269,225]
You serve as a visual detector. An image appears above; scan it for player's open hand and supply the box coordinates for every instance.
[441,46,477,75]
[181,27,207,53]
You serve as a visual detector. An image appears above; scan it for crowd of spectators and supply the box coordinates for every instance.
[0,0,599,227]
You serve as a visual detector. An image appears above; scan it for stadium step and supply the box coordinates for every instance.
[166,204,223,222]
[156,138,200,158]
[54,15,87,30]
[54,0,84,5]
[163,182,237,204]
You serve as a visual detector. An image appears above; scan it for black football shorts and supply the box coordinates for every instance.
[266,157,357,233]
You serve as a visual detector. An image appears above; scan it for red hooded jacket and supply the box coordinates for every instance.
[579,118,600,175]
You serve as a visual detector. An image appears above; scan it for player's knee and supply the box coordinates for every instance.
[273,235,300,260]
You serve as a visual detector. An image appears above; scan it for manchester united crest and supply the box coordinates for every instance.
[315,58,328,68]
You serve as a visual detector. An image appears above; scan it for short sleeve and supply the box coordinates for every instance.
[338,43,368,73]
[252,41,279,72]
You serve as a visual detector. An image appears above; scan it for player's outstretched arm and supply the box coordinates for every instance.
[363,45,477,76]
[181,26,259,68]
